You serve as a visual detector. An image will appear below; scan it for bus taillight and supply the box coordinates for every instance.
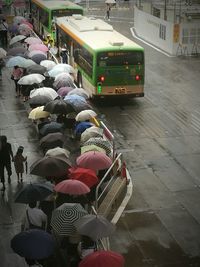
[135,75,140,81]
[99,76,105,82]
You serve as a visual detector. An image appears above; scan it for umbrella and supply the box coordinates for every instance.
[21,59,37,68]
[40,132,64,151]
[68,167,99,188]
[51,203,88,236]
[18,73,45,85]
[21,21,33,29]
[11,229,55,260]
[105,0,116,3]
[0,47,7,59]
[44,99,75,114]
[18,23,33,33]
[26,64,47,74]
[28,95,52,108]
[76,110,97,122]
[75,122,94,135]
[78,250,125,267]
[53,75,74,90]
[45,147,70,159]
[14,183,54,203]
[30,155,71,177]
[54,179,90,195]
[76,151,112,171]
[39,122,64,136]
[30,51,47,64]
[29,44,49,52]
[9,35,26,45]
[68,88,90,99]
[13,16,26,24]
[6,56,35,68]
[64,95,91,112]
[83,137,112,156]
[48,64,75,77]
[28,106,50,120]
[7,46,27,56]
[74,214,115,240]
[8,24,19,34]
[81,144,106,155]
[40,59,56,71]
[25,37,43,45]
[57,86,74,97]
[80,126,104,143]
[30,87,58,100]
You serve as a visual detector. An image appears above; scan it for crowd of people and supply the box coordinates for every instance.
[0,11,125,267]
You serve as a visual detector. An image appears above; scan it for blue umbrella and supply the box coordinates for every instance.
[39,121,64,136]
[75,122,94,135]
[64,94,92,112]
[11,229,55,259]
[6,56,36,68]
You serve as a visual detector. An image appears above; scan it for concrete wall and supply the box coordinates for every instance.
[134,6,200,56]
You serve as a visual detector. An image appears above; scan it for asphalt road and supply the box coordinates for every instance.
[85,3,200,267]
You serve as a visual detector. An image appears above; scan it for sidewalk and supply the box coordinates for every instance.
[0,63,49,266]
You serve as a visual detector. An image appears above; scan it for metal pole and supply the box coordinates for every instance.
[164,0,167,20]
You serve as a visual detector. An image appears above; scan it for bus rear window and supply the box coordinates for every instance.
[97,51,144,66]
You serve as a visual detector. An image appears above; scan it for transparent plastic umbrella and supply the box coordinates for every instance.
[40,60,56,71]
[30,87,58,100]
[18,73,45,85]
[6,56,36,68]
[75,110,97,122]
[9,35,26,45]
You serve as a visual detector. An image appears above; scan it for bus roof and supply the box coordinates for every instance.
[31,0,83,10]
[56,15,144,52]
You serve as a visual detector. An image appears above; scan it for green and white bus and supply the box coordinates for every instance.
[30,0,84,40]
[56,15,145,98]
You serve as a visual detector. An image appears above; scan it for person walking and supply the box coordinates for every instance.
[21,201,47,231]
[0,135,14,191]
[13,146,27,183]
[11,65,23,97]
[0,18,8,47]
[105,4,111,21]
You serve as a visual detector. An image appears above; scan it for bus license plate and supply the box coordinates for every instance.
[115,88,126,94]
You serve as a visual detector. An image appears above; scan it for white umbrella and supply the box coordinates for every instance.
[30,87,58,100]
[105,0,116,3]
[68,88,90,99]
[18,73,45,85]
[0,48,7,59]
[75,109,97,122]
[40,60,56,71]
[48,64,75,77]
[45,147,70,158]
[9,35,26,45]
[81,126,104,143]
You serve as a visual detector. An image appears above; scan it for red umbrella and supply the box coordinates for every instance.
[68,167,99,188]
[54,179,90,195]
[76,151,112,171]
[79,250,125,267]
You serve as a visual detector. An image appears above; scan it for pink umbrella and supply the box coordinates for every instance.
[21,21,33,29]
[57,87,74,97]
[25,37,43,45]
[29,44,49,52]
[76,151,112,171]
[29,50,47,58]
[54,179,90,195]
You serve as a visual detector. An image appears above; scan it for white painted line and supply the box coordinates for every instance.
[130,27,175,58]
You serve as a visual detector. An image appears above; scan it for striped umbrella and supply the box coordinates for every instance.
[83,137,112,156]
[51,203,88,236]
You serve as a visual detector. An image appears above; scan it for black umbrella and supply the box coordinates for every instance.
[43,99,75,114]
[27,64,47,75]
[39,122,64,136]
[11,229,55,260]
[30,155,71,177]
[28,95,52,108]
[14,183,54,204]
[39,132,64,151]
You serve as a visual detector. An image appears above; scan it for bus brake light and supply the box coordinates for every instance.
[135,75,140,81]
[99,76,105,82]
[97,83,102,94]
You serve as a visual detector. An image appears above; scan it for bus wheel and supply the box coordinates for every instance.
[77,72,83,88]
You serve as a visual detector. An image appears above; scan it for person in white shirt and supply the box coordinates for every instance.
[21,201,47,231]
